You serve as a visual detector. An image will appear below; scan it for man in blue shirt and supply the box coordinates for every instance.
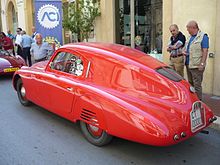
[184,20,209,100]
[21,30,33,66]
[30,33,54,63]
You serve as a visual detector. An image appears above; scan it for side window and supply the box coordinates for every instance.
[64,53,84,76]
[50,52,67,71]
[51,51,84,76]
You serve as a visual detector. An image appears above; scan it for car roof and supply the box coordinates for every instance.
[61,42,166,70]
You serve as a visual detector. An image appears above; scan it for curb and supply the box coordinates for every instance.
[209,116,220,131]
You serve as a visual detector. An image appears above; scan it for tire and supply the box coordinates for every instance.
[80,121,113,146]
[16,78,30,106]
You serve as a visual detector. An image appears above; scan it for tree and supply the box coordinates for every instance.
[63,0,101,42]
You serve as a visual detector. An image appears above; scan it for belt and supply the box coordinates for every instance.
[35,57,47,62]
[171,54,183,58]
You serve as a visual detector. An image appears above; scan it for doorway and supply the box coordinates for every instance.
[115,0,163,54]
[7,1,18,34]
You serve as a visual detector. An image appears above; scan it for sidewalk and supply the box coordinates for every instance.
[203,94,220,130]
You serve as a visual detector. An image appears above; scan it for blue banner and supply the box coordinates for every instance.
[34,0,63,47]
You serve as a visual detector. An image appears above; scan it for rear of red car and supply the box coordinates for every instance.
[77,43,216,146]
[90,70,215,146]
[98,64,216,146]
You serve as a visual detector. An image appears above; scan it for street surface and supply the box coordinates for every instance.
[1,76,220,165]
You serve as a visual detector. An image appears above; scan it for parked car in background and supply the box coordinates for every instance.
[12,43,217,146]
[0,49,26,75]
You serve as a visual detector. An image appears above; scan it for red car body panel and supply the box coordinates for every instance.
[13,43,215,146]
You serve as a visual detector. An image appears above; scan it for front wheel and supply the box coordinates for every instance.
[16,78,30,106]
[80,121,113,146]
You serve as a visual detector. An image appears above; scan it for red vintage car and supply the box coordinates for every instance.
[0,49,26,75]
[12,43,217,146]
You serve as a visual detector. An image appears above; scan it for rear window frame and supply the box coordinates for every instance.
[156,66,184,82]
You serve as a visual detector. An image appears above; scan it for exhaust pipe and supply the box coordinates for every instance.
[200,116,217,135]
[200,130,209,134]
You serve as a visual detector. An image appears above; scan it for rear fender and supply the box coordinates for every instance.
[95,97,181,146]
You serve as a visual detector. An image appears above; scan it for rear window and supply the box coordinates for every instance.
[111,66,173,96]
[156,67,183,82]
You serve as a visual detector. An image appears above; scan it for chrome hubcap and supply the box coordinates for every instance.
[89,124,99,132]
[87,123,103,137]
[20,86,26,97]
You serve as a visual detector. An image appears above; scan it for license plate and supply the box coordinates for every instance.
[3,67,19,72]
[190,101,206,132]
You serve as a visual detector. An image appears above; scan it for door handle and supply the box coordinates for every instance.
[66,87,73,91]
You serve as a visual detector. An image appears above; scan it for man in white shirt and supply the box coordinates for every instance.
[31,26,37,42]
[15,28,23,55]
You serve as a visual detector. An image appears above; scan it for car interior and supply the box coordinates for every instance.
[51,52,83,76]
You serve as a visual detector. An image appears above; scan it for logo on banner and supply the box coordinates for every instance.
[37,4,60,29]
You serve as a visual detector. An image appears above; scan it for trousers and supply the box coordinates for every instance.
[169,55,184,77]
[186,65,204,100]
[22,47,32,66]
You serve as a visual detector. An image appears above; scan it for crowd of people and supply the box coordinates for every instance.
[0,26,54,67]
[167,20,209,100]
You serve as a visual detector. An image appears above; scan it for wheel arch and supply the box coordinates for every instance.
[73,93,109,131]
[13,74,21,91]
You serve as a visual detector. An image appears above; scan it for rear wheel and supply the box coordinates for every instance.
[16,78,30,106]
[80,121,113,146]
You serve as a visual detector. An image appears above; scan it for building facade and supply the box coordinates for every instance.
[0,0,33,34]
[1,0,220,96]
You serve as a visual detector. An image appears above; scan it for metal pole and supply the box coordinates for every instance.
[130,0,135,48]
[0,0,2,31]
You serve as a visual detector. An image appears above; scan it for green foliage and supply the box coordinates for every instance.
[63,0,101,42]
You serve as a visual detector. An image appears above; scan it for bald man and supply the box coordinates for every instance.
[30,33,54,63]
[184,20,209,100]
